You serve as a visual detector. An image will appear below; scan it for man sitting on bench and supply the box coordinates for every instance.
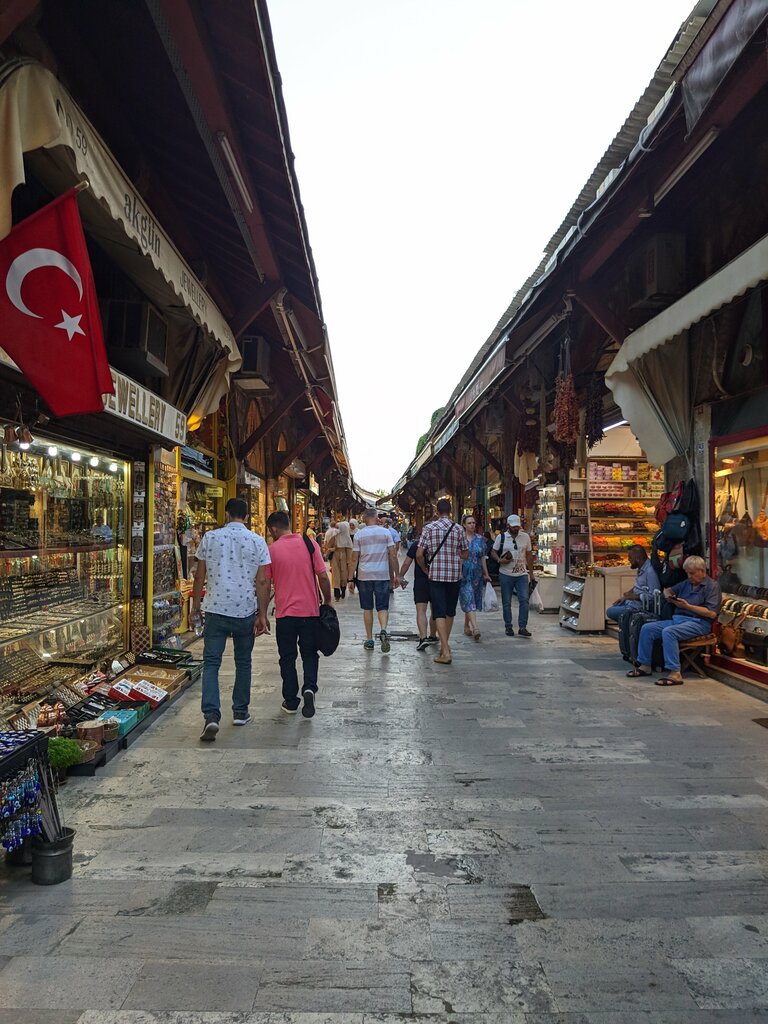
[626,555,721,686]
[606,545,659,623]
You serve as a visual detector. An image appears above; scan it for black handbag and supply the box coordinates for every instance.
[302,536,340,657]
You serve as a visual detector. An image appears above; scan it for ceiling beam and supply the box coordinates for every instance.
[232,281,284,338]
[237,387,303,460]
[153,0,282,281]
[572,284,627,344]
[442,453,474,489]
[464,427,504,477]
[276,424,323,477]
[0,0,38,45]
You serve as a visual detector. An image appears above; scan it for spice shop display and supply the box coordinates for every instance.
[532,483,565,579]
[587,457,663,567]
[0,436,129,688]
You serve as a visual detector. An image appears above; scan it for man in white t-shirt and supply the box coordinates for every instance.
[491,513,534,638]
[349,508,399,653]
[191,498,271,740]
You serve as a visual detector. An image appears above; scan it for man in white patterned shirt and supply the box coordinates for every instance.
[416,498,469,664]
[191,498,271,741]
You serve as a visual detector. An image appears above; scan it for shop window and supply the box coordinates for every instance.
[713,434,768,667]
[0,435,129,725]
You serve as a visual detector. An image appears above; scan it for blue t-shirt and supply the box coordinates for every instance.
[671,576,722,617]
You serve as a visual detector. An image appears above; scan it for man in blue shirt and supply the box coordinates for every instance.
[606,545,660,622]
[627,555,721,685]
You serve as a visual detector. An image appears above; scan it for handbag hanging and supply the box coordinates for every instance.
[754,477,768,542]
[731,476,755,548]
[716,478,734,527]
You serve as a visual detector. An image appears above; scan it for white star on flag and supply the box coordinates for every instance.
[54,309,85,341]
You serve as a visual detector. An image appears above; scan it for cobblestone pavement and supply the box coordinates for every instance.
[2,577,768,1022]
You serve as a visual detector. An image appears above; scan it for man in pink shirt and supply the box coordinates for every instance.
[266,510,333,718]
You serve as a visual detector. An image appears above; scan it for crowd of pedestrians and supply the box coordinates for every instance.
[190,496,540,741]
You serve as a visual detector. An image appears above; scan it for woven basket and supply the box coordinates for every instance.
[75,739,101,763]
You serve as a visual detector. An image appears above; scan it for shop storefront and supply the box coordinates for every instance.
[237,470,267,538]
[710,426,768,683]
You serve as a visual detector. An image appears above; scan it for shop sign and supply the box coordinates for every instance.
[309,472,319,495]
[206,486,224,497]
[454,344,507,418]
[413,442,433,474]
[103,369,187,446]
[243,471,262,489]
[434,419,460,455]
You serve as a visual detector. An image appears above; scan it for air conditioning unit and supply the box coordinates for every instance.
[101,299,168,377]
[235,335,272,391]
[627,233,685,310]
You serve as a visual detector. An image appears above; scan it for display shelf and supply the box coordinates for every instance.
[586,456,663,567]
[559,572,605,632]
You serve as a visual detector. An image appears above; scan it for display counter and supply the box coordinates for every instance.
[0,435,129,727]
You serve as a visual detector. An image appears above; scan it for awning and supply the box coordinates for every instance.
[606,231,768,465]
[0,59,241,418]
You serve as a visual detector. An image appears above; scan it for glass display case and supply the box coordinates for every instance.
[151,451,182,644]
[532,483,565,579]
[0,435,129,724]
[713,432,768,669]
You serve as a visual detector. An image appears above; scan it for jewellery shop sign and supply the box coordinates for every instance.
[103,369,186,447]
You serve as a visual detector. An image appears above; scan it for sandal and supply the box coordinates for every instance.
[655,677,684,686]
[626,668,652,677]
[473,630,481,642]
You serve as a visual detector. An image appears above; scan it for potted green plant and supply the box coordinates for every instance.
[46,737,82,784]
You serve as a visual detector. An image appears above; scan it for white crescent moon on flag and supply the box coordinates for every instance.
[5,247,84,320]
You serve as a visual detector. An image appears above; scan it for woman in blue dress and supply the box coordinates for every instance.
[460,513,491,641]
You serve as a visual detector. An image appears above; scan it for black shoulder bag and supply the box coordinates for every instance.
[425,522,455,567]
[302,536,340,657]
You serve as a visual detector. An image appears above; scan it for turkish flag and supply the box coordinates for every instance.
[0,189,114,416]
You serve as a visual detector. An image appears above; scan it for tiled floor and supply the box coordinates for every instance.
[2,577,768,1022]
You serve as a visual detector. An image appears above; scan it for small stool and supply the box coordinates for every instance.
[678,633,718,678]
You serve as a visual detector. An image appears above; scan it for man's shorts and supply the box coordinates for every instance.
[413,579,430,605]
[357,579,391,611]
[429,579,460,619]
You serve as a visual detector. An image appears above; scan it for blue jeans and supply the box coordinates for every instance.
[500,573,529,630]
[606,601,641,622]
[201,611,255,721]
[637,614,711,673]
[276,616,319,710]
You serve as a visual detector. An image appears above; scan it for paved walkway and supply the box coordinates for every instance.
[2,576,768,1022]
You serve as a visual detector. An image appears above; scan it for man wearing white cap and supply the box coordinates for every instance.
[491,514,534,637]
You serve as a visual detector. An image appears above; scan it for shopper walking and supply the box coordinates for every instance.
[399,522,437,651]
[349,508,399,652]
[459,514,491,641]
[491,514,534,637]
[329,518,353,599]
[266,511,332,718]
[416,498,469,664]
[191,497,271,741]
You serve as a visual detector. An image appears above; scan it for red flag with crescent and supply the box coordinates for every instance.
[0,189,114,416]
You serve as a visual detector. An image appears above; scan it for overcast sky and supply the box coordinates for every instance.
[268,0,696,493]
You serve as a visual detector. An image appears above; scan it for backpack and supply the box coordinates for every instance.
[655,482,683,525]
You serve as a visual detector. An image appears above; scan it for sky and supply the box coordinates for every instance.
[268,0,697,493]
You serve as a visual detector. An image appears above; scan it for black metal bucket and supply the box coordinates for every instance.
[31,827,76,885]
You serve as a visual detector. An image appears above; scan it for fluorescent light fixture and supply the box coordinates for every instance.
[89,456,99,467]
[654,128,720,205]
[71,452,81,462]
[47,445,58,456]
[217,132,254,213]
[604,420,628,431]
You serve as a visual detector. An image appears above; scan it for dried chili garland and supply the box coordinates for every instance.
[553,336,579,444]
[585,376,605,450]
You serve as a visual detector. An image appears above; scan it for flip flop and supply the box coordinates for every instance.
[626,668,652,678]
[656,677,684,686]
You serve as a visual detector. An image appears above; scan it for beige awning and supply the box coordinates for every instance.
[606,231,768,465]
[0,59,241,419]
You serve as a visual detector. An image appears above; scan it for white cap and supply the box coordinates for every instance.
[507,514,521,527]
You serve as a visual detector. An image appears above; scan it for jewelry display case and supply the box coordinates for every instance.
[0,435,130,725]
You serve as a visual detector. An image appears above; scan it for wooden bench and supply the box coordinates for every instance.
[678,633,718,678]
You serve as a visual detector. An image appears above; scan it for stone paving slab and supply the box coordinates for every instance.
[1,593,768,1018]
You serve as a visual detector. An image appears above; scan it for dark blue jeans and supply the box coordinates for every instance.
[500,573,529,630]
[276,616,319,710]
[201,611,255,721]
